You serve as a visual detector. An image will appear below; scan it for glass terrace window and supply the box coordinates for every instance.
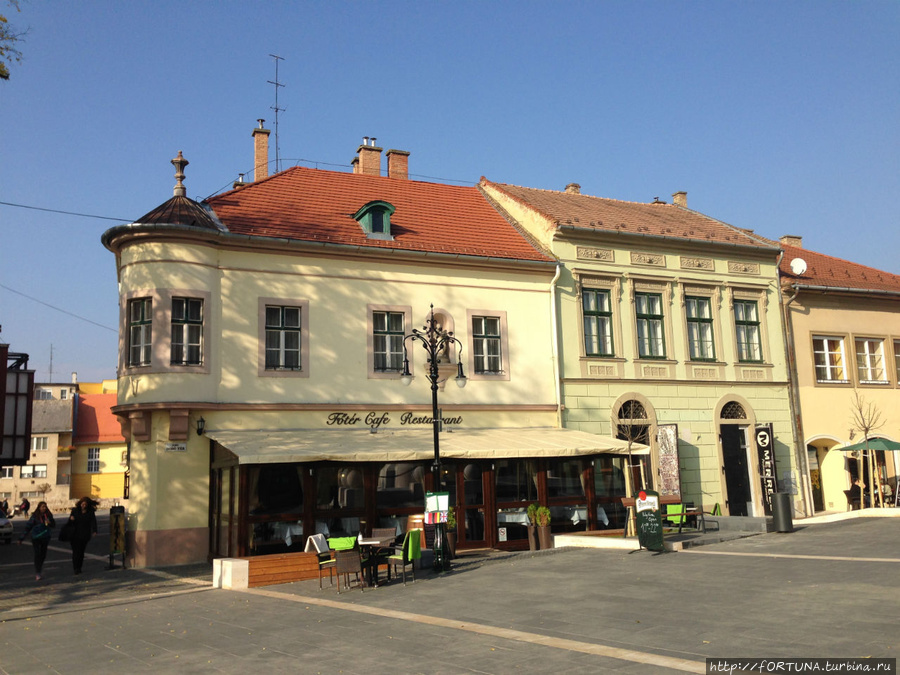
[472,316,502,374]
[734,300,762,362]
[583,289,613,357]
[813,336,847,383]
[855,338,887,384]
[265,305,302,370]
[87,448,100,474]
[171,297,203,366]
[373,311,404,372]
[128,298,152,367]
[685,296,715,361]
[635,292,665,358]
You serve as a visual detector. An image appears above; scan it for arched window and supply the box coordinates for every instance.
[720,401,747,420]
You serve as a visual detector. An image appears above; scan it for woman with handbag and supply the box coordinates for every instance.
[68,496,98,575]
[18,501,55,581]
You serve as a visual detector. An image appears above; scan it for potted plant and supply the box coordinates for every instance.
[526,502,540,550]
[536,505,553,550]
[445,507,457,559]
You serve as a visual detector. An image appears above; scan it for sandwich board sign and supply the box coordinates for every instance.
[635,489,664,552]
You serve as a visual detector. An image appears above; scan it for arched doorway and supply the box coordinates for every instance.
[715,397,760,516]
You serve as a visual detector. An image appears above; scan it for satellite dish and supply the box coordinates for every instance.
[789,258,807,275]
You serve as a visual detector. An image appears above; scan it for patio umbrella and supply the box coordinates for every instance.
[839,437,900,453]
[838,437,900,507]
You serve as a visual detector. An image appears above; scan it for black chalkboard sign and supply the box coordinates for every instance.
[635,489,664,552]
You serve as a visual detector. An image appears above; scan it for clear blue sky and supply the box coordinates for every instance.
[1,1,898,383]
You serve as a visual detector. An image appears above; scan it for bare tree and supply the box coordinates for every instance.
[848,390,885,508]
[0,1,25,81]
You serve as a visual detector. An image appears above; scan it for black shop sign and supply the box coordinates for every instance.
[755,424,777,515]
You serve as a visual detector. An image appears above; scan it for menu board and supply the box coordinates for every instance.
[656,424,681,498]
[635,489,664,552]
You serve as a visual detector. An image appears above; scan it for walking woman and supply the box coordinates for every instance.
[68,496,98,574]
[18,501,55,580]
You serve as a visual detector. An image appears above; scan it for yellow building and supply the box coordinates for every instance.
[71,392,127,503]
[480,181,804,520]
[101,139,640,567]
[780,237,900,512]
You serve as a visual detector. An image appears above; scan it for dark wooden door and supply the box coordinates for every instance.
[721,425,751,516]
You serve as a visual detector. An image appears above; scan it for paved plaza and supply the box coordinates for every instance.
[1,514,898,674]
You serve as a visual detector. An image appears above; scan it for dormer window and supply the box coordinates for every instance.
[354,201,395,240]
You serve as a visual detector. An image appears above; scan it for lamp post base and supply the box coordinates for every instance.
[432,522,451,572]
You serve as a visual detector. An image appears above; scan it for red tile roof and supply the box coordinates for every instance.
[780,244,900,293]
[74,394,125,444]
[205,168,553,263]
[481,179,776,250]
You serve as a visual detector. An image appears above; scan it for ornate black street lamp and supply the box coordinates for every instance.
[400,305,466,571]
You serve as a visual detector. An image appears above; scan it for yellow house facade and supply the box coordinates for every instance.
[102,140,642,567]
[780,238,900,513]
[71,392,127,504]
[481,181,806,521]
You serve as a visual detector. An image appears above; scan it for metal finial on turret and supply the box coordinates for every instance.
[172,151,189,197]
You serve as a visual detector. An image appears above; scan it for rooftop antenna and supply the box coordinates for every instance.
[268,54,285,173]
[48,343,53,382]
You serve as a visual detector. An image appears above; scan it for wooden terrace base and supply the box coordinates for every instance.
[214,551,320,589]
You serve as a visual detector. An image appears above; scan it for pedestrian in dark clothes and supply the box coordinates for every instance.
[18,501,55,581]
[68,496,98,574]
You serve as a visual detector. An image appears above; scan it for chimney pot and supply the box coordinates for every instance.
[780,234,803,249]
[357,140,383,176]
[565,183,581,194]
[672,191,687,207]
[252,123,271,181]
[386,149,410,180]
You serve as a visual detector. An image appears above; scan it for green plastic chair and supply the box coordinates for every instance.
[388,529,422,585]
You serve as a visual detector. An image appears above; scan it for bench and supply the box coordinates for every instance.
[620,495,707,536]
[214,551,320,589]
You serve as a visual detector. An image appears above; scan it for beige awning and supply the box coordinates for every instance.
[205,427,648,465]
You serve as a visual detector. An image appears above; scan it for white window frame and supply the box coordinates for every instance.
[855,338,888,384]
[467,309,510,381]
[127,297,153,367]
[635,292,666,359]
[734,299,763,363]
[20,465,35,479]
[685,296,716,361]
[171,297,204,366]
[31,436,48,452]
[33,464,47,479]
[582,288,614,357]
[367,305,412,379]
[87,448,100,474]
[1,467,14,479]
[813,336,849,384]
[894,339,900,385]
[258,297,310,378]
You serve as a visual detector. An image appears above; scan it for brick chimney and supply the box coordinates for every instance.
[565,183,581,194]
[356,137,382,176]
[253,119,270,182]
[386,149,409,179]
[672,191,687,207]
[780,235,803,248]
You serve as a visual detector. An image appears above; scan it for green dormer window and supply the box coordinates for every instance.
[354,201,395,240]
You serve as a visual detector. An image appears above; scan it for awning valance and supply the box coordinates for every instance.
[205,427,648,465]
